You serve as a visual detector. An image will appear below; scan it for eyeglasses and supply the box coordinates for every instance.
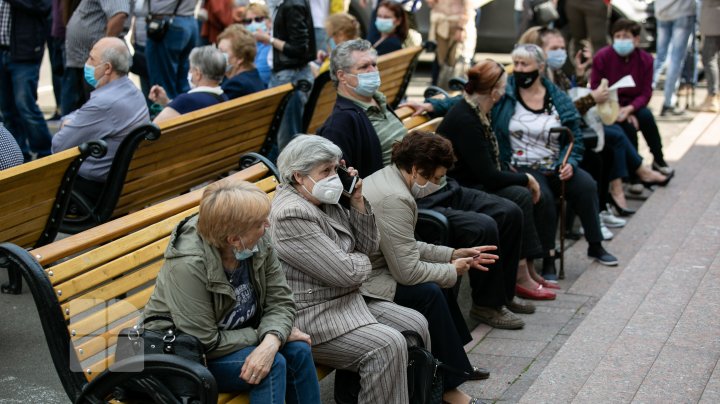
[489,59,506,89]
[241,16,265,25]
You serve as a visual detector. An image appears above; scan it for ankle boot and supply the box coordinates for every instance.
[691,94,719,113]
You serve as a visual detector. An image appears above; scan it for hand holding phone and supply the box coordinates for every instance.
[336,165,358,197]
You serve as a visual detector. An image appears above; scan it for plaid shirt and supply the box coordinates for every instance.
[0,0,10,47]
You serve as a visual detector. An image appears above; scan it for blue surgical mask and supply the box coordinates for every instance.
[546,49,567,70]
[375,17,395,34]
[222,52,232,73]
[84,63,98,88]
[347,71,381,97]
[233,239,258,261]
[247,21,266,34]
[328,37,337,50]
[613,39,635,57]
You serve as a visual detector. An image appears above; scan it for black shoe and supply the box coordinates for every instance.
[468,366,490,380]
[641,169,674,188]
[587,245,619,266]
[609,195,636,216]
[660,105,687,117]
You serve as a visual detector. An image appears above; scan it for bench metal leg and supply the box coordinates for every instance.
[1,258,22,295]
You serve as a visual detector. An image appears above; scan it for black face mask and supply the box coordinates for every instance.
[515,70,539,89]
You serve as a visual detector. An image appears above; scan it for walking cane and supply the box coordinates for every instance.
[549,127,575,280]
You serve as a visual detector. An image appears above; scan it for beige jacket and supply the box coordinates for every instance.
[361,165,456,300]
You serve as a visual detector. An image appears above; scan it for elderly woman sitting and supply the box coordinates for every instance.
[149,45,229,123]
[269,135,430,404]
[143,178,320,403]
[363,131,500,404]
[218,25,267,99]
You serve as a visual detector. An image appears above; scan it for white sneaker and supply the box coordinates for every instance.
[601,223,614,240]
[600,209,626,228]
[578,224,614,240]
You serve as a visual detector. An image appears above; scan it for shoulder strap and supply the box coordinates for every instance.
[147,0,183,17]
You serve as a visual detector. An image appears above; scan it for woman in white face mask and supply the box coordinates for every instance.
[271,134,431,404]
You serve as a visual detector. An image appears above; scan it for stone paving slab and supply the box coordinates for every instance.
[519,117,720,403]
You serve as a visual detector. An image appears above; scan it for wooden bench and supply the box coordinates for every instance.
[0,154,331,403]
[0,140,107,295]
[303,46,425,134]
[61,84,295,234]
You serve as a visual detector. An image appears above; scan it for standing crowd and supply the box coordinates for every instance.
[1,1,718,404]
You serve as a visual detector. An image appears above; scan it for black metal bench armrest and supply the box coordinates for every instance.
[416,209,451,246]
[75,354,217,404]
[423,86,450,100]
[239,152,281,179]
[448,77,467,92]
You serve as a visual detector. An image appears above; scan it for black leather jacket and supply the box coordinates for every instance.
[272,0,315,72]
[5,0,51,63]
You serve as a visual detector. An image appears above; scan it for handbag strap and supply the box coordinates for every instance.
[401,330,426,349]
[142,315,176,328]
[147,0,183,19]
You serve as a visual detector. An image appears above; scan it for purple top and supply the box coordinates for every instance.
[590,45,654,111]
[51,0,65,39]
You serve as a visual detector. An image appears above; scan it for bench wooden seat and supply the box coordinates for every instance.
[0,140,107,294]
[1,155,331,403]
[303,46,424,134]
[60,84,295,234]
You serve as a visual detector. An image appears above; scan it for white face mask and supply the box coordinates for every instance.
[304,174,343,204]
[411,179,442,199]
[187,71,196,89]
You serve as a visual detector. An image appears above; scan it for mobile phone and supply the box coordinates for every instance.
[337,165,358,197]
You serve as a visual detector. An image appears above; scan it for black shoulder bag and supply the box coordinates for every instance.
[113,315,207,401]
[146,0,182,42]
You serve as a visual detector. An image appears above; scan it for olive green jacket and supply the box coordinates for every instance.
[143,214,296,359]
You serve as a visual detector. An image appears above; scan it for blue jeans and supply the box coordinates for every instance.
[269,65,314,153]
[603,124,642,180]
[146,15,199,99]
[0,50,52,159]
[653,15,695,107]
[207,341,320,404]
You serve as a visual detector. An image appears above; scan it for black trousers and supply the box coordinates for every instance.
[493,185,545,259]
[618,106,666,165]
[395,282,472,391]
[520,167,603,245]
[416,178,523,308]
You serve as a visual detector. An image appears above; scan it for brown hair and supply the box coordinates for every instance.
[325,13,361,42]
[391,131,456,177]
[197,178,270,248]
[378,1,409,41]
[465,59,506,95]
[611,18,641,37]
[217,24,256,69]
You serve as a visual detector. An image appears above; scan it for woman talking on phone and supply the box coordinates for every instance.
[270,135,430,403]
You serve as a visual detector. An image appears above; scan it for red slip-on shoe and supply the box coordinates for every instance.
[539,279,561,290]
[516,284,556,300]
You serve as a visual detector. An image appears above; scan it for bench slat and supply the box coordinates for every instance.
[57,237,168,307]
[70,286,155,342]
[75,317,138,362]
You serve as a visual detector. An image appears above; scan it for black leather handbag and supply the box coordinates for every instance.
[113,315,207,401]
[403,330,443,404]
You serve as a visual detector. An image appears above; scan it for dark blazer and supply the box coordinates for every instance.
[437,98,529,191]
[316,95,384,178]
[373,35,403,56]
[272,0,316,71]
[6,0,51,63]
[221,69,266,99]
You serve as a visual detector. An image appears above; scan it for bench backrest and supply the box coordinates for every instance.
[1,161,278,402]
[303,46,423,134]
[60,85,294,234]
[0,141,106,248]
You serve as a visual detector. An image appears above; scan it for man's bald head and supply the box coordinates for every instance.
[92,37,132,76]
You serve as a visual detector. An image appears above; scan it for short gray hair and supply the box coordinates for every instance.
[101,42,131,75]
[511,43,546,68]
[277,135,343,184]
[329,39,377,86]
[189,45,227,83]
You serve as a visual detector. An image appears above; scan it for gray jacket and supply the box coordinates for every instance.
[701,0,720,36]
[361,165,457,300]
[655,0,696,21]
[269,184,381,345]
